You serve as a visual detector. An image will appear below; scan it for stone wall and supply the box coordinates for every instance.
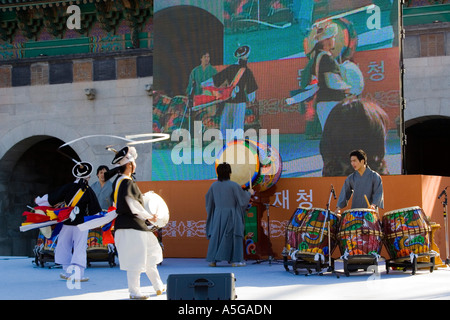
[0,50,154,256]
[403,55,450,126]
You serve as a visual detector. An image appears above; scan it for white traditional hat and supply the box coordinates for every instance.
[111,146,138,167]
[304,21,339,55]
[314,22,338,42]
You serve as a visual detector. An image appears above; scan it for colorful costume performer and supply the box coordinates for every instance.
[35,161,102,281]
[313,23,350,129]
[211,45,258,141]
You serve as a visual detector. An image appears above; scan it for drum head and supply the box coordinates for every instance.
[143,191,170,228]
[254,141,282,192]
[383,206,423,218]
[343,208,378,214]
[340,208,382,234]
[288,207,310,228]
[215,140,260,189]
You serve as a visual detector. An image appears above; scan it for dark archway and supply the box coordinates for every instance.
[154,5,224,97]
[405,117,450,176]
[0,137,78,256]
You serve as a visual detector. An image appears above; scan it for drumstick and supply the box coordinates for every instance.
[249,171,252,190]
[364,194,371,209]
[365,194,381,221]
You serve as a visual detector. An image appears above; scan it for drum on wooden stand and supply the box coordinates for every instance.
[86,228,116,267]
[285,207,310,251]
[283,206,339,274]
[382,206,432,260]
[294,208,339,262]
[338,208,383,258]
[337,208,384,276]
[33,229,58,268]
[382,206,435,274]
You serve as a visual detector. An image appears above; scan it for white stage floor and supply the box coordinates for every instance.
[1,256,449,301]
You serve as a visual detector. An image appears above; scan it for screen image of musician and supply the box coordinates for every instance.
[152,0,401,182]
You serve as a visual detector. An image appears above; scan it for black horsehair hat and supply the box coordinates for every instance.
[72,161,93,179]
[234,45,250,60]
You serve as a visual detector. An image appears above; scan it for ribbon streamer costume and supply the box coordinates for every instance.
[211,45,258,141]
[35,162,102,281]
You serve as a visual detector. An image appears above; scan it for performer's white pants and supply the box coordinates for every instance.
[126,265,164,296]
[54,225,88,277]
[220,102,246,141]
[115,229,164,295]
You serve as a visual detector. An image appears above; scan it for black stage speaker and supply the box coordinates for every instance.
[167,273,237,300]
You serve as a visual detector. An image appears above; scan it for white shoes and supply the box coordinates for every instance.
[231,262,246,267]
[130,288,165,299]
[59,273,89,282]
[129,293,150,300]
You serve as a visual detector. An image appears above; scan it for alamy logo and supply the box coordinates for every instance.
[66,265,82,290]
[66,5,81,30]
[170,122,280,165]
[366,5,381,30]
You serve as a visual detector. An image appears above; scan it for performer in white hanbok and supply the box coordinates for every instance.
[108,146,164,300]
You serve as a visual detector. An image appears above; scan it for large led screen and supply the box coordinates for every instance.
[152,0,401,182]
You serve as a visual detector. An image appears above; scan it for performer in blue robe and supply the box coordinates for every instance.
[336,149,384,211]
[205,163,253,267]
[90,165,113,210]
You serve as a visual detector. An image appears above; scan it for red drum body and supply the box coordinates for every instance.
[33,228,58,267]
[87,228,108,250]
[37,230,57,253]
[294,208,339,259]
[382,206,431,260]
[86,227,117,267]
[87,228,111,259]
[285,207,310,250]
[338,208,383,257]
